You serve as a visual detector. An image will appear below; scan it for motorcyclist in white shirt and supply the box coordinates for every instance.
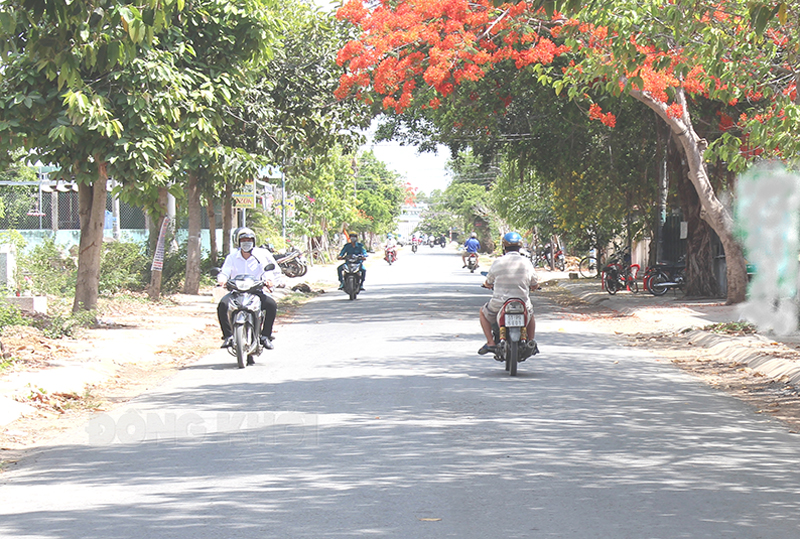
[217,228,283,352]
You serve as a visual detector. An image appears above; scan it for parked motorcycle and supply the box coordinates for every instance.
[384,247,397,265]
[466,252,479,273]
[342,254,365,300]
[222,264,275,369]
[645,257,686,296]
[276,249,308,278]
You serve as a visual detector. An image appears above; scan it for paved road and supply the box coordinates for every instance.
[3,245,800,538]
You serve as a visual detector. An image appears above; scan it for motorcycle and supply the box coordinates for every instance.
[275,249,308,278]
[342,254,365,300]
[645,257,686,296]
[411,242,418,253]
[384,247,397,265]
[485,294,538,377]
[222,264,275,369]
[466,252,479,273]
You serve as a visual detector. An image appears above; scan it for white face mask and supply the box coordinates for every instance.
[240,241,254,253]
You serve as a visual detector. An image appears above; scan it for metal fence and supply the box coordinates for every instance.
[0,181,146,232]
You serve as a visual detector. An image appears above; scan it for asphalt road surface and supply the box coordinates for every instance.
[3,245,800,538]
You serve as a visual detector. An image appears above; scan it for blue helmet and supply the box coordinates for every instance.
[502,231,523,248]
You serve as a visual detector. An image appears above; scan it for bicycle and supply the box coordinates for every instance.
[578,255,598,278]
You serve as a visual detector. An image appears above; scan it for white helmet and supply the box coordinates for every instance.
[236,227,256,252]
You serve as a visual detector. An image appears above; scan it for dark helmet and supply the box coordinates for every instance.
[502,231,523,248]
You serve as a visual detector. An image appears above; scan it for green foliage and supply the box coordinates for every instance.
[0,300,27,330]
[18,236,77,297]
[39,310,97,339]
[0,230,27,253]
[99,241,150,295]
[155,242,217,293]
[246,209,284,251]
[354,151,405,235]
[702,321,757,336]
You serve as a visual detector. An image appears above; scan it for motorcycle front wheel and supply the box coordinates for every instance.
[649,271,670,296]
[234,325,248,369]
[345,275,358,300]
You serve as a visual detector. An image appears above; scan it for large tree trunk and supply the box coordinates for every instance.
[205,190,217,267]
[222,183,233,257]
[183,173,202,294]
[73,165,108,313]
[632,88,747,304]
[670,139,719,297]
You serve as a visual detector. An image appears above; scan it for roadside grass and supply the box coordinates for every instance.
[703,321,757,336]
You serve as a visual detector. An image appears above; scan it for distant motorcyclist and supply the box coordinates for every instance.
[338,232,368,291]
[462,232,481,267]
[478,231,539,355]
[217,228,283,352]
[385,233,398,262]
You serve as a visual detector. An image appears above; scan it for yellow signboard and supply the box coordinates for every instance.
[233,180,255,209]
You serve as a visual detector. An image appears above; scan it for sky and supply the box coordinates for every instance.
[362,137,453,196]
[313,1,452,195]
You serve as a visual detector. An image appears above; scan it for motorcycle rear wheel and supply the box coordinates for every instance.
[508,341,519,376]
[234,325,247,369]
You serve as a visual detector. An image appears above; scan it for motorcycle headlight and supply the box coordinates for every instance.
[236,278,256,292]
[243,294,261,311]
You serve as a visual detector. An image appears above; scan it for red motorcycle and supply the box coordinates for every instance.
[466,252,479,273]
[384,247,397,265]
[490,297,539,376]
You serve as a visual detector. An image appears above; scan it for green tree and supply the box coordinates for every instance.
[354,151,404,236]
[335,0,800,303]
[0,0,182,312]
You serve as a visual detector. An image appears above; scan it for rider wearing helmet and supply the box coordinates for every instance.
[337,232,368,291]
[462,231,481,267]
[217,227,283,357]
[478,231,539,355]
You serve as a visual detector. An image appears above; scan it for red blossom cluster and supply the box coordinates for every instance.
[335,0,793,144]
[588,103,616,127]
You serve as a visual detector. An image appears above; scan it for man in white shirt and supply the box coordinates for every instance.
[478,231,539,355]
[217,228,283,353]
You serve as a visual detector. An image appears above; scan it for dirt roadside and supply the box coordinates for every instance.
[0,283,325,462]
[4,275,800,469]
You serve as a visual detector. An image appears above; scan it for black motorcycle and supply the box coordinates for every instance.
[341,254,365,300]
[222,264,275,369]
[645,257,686,296]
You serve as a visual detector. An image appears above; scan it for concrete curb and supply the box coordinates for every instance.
[683,330,800,387]
[556,278,800,390]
